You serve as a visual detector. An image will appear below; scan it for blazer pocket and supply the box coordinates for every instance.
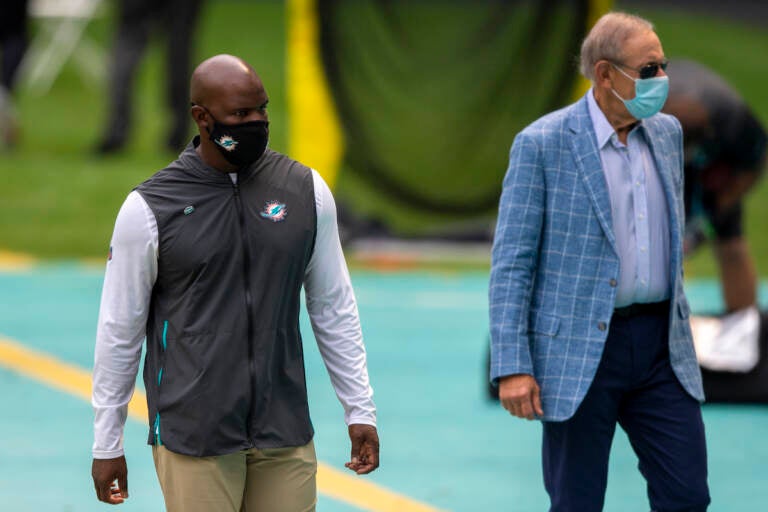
[677,298,691,319]
[528,311,561,337]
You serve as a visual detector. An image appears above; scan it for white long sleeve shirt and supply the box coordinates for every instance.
[92,169,376,459]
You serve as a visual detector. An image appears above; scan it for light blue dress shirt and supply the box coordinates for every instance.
[586,89,670,307]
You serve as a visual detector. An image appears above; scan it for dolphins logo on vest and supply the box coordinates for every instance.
[260,201,288,222]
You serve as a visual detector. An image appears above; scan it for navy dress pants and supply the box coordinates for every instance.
[542,309,710,512]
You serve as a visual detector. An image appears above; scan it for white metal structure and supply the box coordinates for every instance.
[19,0,106,95]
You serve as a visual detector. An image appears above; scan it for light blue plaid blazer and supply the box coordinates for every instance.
[489,93,704,421]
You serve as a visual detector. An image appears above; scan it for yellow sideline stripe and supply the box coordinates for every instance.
[0,250,37,271]
[571,0,614,101]
[287,0,344,189]
[0,335,444,512]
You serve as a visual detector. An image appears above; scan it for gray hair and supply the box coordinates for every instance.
[579,12,655,81]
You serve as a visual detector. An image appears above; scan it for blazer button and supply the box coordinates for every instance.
[609,278,617,287]
[598,321,607,331]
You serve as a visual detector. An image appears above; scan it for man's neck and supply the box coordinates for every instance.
[594,89,638,145]
[195,143,238,173]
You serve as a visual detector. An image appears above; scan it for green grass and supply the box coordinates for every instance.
[1,1,766,279]
[1,0,287,259]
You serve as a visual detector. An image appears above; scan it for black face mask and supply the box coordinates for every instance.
[207,115,269,168]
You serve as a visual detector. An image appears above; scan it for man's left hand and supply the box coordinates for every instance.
[345,424,379,474]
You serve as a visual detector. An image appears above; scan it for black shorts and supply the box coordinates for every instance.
[0,0,27,39]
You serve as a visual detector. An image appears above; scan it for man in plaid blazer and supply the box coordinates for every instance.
[489,12,710,512]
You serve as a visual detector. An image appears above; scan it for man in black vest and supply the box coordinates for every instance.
[663,59,766,314]
[91,54,379,511]
[663,59,767,402]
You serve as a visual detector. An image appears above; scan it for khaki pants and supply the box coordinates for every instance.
[152,441,317,512]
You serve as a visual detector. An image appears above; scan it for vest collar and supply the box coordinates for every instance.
[177,136,270,185]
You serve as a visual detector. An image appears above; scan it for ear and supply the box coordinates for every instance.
[593,60,614,89]
[190,105,209,130]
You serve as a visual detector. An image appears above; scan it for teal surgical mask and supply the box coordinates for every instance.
[611,64,669,119]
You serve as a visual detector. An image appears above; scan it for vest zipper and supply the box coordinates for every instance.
[232,182,256,440]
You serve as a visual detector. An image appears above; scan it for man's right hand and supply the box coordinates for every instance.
[498,374,544,420]
[92,456,128,504]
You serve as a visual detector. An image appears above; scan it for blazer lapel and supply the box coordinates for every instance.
[643,117,682,282]
[567,98,617,252]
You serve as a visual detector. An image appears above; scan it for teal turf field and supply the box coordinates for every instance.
[1,266,767,511]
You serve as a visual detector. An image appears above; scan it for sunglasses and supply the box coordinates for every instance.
[614,60,669,80]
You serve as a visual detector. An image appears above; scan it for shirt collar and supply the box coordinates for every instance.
[586,88,617,149]
[587,88,648,149]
